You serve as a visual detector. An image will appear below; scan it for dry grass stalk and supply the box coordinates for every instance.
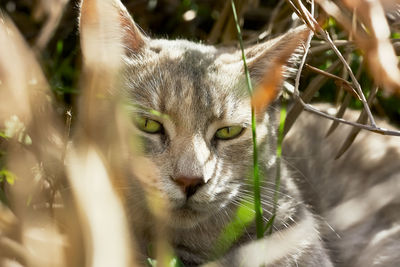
[0,0,139,265]
[341,0,400,93]
[325,52,359,136]
[315,0,400,93]
[305,63,360,100]
[284,60,341,137]
[33,0,70,53]
[0,11,67,267]
[335,85,380,158]
[284,0,400,142]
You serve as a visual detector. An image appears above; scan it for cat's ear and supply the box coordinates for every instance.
[246,26,310,82]
[79,0,147,64]
[245,26,310,110]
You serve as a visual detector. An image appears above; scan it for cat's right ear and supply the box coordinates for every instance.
[79,0,147,64]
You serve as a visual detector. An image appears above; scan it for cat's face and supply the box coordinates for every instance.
[79,0,308,229]
[123,40,268,228]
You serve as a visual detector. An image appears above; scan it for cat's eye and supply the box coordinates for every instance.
[215,126,244,140]
[135,116,163,134]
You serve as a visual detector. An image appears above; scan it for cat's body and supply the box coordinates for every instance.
[78,1,400,266]
[284,105,400,267]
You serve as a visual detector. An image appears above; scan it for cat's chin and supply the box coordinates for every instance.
[167,205,212,229]
[165,193,232,228]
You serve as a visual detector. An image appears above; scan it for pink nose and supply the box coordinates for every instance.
[173,176,205,198]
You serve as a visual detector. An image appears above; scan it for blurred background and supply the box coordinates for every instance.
[0,0,399,126]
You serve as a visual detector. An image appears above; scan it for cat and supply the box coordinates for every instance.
[283,108,400,267]
[78,0,400,266]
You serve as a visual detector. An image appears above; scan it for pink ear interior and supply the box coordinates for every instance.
[116,2,147,53]
[246,26,310,112]
[246,26,310,83]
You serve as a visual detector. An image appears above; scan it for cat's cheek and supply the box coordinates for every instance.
[136,134,168,155]
[217,139,253,164]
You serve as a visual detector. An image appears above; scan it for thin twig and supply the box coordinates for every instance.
[283,0,400,138]
[288,0,377,126]
[292,0,314,96]
[302,100,400,136]
[265,1,286,38]
[310,41,353,54]
[320,30,377,127]
[208,0,230,44]
[335,85,380,158]
[293,17,314,96]
[305,64,360,100]
[326,52,356,136]
[61,108,72,164]
[33,0,69,53]
[284,60,341,137]
[316,0,400,92]
[310,40,352,46]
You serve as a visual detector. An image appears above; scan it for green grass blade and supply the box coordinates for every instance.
[213,198,255,257]
[230,0,264,239]
[263,214,276,234]
[265,98,287,235]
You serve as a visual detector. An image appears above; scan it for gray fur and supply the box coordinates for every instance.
[79,1,400,266]
[119,22,330,267]
[283,104,400,267]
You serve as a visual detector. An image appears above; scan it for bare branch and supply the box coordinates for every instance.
[33,0,70,53]
[283,0,400,138]
[305,64,361,100]
[310,40,353,54]
[302,100,400,136]
[326,52,359,136]
[335,85,380,158]
[316,0,400,94]
[284,60,342,137]
[317,28,377,127]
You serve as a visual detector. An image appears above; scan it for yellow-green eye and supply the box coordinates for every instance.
[215,126,244,140]
[135,116,163,134]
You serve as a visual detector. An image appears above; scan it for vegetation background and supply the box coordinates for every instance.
[1,0,399,123]
[1,0,400,266]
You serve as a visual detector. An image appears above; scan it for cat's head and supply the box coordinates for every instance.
[79,0,309,228]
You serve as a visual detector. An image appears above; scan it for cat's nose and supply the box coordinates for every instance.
[173,176,205,198]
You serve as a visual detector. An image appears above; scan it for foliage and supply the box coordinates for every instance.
[1,0,400,266]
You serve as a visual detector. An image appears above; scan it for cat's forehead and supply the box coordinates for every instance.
[123,39,249,131]
[149,39,217,58]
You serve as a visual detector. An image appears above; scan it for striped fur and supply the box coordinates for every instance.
[79,1,400,266]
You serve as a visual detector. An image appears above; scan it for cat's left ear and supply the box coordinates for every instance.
[244,26,310,110]
[79,0,147,65]
[246,26,310,82]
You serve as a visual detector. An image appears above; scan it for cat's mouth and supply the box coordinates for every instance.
[169,204,209,228]
[167,197,227,228]
[171,196,223,212]
[164,183,237,228]
[172,203,199,214]
[172,200,204,213]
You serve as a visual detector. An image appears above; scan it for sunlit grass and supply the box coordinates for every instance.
[266,98,287,235]
[231,0,264,239]
[214,197,255,257]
